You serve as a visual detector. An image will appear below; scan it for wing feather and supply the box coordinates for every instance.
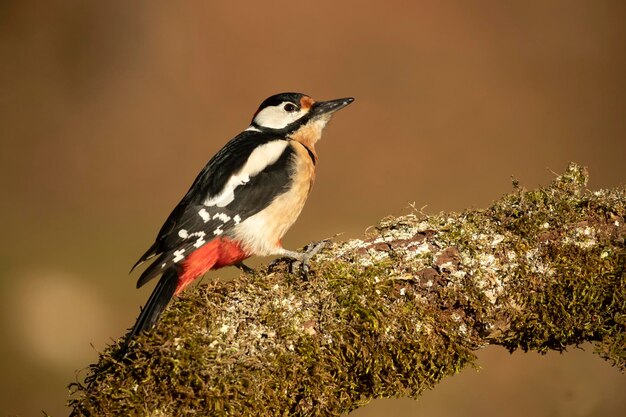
[134,134,295,286]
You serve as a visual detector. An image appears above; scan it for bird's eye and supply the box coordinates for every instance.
[283,103,297,113]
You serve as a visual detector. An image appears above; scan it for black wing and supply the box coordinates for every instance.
[134,132,295,287]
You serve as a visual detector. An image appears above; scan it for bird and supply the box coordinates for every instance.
[124,92,354,346]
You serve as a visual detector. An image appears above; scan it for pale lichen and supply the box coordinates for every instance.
[69,164,626,417]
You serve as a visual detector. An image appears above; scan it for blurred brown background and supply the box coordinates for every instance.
[1,1,625,416]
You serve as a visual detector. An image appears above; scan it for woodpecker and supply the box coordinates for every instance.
[125,92,354,344]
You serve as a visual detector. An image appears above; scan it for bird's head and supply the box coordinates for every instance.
[250,93,354,140]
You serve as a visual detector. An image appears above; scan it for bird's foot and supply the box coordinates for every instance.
[296,240,328,277]
[269,239,329,279]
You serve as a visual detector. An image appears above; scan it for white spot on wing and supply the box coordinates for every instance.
[178,229,189,239]
[204,140,289,208]
[186,231,206,247]
[199,208,210,222]
[213,227,224,236]
[213,212,231,223]
[173,249,186,263]
[233,214,241,224]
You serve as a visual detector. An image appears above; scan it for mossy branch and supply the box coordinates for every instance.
[69,163,626,416]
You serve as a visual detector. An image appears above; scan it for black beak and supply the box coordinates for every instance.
[311,97,354,117]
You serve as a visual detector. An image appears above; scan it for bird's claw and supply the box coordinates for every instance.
[267,239,329,278]
[292,239,328,279]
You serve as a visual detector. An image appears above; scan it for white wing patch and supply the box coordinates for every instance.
[204,140,289,207]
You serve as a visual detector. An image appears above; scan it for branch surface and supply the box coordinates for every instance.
[69,163,626,416]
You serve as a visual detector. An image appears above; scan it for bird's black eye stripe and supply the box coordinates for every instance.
[283,103,298,112]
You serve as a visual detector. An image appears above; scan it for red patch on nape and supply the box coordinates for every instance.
[300,96,315,110]
[176,238,249,295]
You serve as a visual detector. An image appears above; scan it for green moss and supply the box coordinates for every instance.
[69,163,626,416]
[70,259,478,416]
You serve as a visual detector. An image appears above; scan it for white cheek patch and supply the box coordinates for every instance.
[204,140,289,207]
[253,104,305,129]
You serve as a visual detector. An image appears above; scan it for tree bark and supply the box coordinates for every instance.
[69,163,626,417]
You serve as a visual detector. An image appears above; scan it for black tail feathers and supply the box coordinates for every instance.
[121,268,178,353]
